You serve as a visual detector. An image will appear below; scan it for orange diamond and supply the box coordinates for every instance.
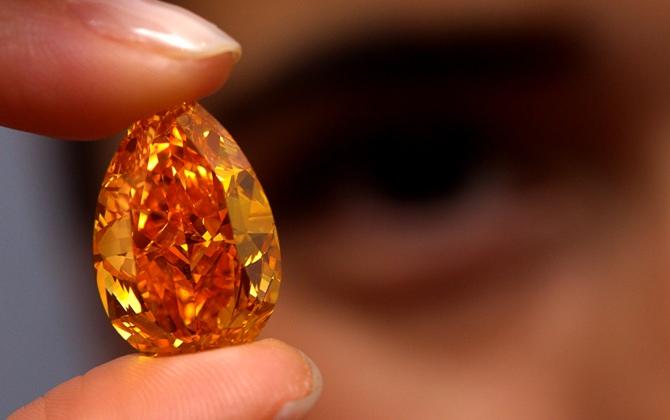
[93,102,281,355]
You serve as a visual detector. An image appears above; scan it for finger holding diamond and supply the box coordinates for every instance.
[0,0,240,139]
[9,339,322,420]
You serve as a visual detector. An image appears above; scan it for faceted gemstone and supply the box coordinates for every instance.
[93,102,281,355]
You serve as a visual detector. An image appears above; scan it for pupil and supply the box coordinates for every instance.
[341,118,487,203]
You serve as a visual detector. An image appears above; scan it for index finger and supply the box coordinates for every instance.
[0,0,241,139]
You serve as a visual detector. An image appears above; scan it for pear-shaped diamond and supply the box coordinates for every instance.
[93,103,281,355]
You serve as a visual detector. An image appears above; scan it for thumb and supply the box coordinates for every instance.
[0,0,241,139]
[10,339,322,420]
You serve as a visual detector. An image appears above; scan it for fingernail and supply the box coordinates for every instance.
[67,0,241,59]
[274,352,323,420]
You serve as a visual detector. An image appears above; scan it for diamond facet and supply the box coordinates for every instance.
[93,103,281,355]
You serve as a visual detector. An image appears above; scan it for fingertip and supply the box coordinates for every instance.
[2,50,238,140]
[0,0,240,139]
[10,340,322,420]
[273,347,324,420]
[54,51,238,140]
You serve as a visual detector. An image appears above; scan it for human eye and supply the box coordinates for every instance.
[220,24,636,306]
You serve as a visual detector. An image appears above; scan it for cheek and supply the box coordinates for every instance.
[264,136,670,419]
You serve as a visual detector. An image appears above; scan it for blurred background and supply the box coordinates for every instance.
[4,0,670,418]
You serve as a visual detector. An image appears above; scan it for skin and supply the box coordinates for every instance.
[0,0,237,138]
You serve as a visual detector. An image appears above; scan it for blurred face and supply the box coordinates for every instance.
[177,1,670,418]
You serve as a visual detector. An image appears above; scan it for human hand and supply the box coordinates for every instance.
[2,1,321,419]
